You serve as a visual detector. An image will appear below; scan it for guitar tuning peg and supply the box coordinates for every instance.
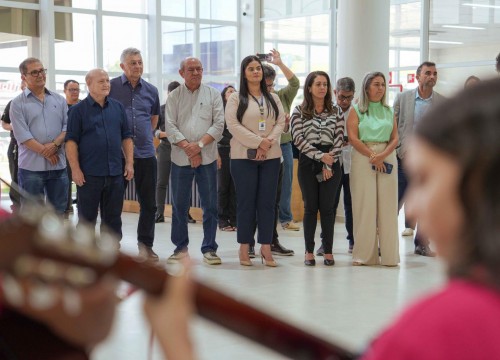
[37,213,66,244]
[96,231,120,266]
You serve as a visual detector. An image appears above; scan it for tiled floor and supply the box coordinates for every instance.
[89,211,445,360]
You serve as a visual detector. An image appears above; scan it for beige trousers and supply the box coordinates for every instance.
[350,143,399,266]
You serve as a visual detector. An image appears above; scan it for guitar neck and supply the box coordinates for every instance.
[113,254,357,360]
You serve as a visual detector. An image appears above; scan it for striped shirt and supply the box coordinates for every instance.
[290,103,345,168]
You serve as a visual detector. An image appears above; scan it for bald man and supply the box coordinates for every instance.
[65,68,134,239]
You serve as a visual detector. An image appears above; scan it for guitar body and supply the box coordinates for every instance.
[0,308,88,360]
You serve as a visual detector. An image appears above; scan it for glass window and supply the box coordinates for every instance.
[162,21,194,75]
[103,16,148,73]
[262,0,329,17]
[390,0,421,73]
[161,0,195,18]
[56,0,96,10]
[102,0,147,14]
[55,13,96,71]
[199,0,237,21]
[199,24,237,77]
[0,35,32,68]
[3,0,38,3]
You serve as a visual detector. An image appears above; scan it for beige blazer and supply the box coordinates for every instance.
[225,92,285,160]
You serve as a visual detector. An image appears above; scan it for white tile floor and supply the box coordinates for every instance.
[88,211,445,360]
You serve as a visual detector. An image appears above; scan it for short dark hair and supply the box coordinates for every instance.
[19,57,41,75]
[415,77,500,288]
[64,79,79,90]
[336,77,355,92]
[262,64,276,81]
[416,61,436,75]
[167,81,180,93]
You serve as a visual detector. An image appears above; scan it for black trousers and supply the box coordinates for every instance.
[7,140,20,207]
[298,154,342,254]
[217,146,237,227]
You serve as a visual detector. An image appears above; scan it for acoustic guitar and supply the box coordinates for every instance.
[0,206,357,360]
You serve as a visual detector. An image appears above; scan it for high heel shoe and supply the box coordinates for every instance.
[260,250,277,267]
[239,247,253,266]
[304,252,316,266]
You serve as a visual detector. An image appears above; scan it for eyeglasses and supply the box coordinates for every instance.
[67,88,80,92]
[186,67,203,73]
[338,95,354,102]
[27,68,47,77]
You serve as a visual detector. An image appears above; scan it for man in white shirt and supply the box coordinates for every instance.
[165,57,225,265]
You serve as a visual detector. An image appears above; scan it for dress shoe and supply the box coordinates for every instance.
[167,249,189,264]
[414,245,436,257]
[260,249,277,267]
[155,213,165,223]
[281,221,300,231]
[187,213,196,224]
[271,241,294,256]
[248,245,256,258]
[316,245,324,256]
[323,255,335,266]
[304,253,316,266]
[138,243,159,262]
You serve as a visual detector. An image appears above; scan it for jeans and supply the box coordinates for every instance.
[125,157,157,247]
[279,142,294,224]
[231,158,280,245]
[333,166,354,247]
[170,161,218,253]
[77,175,124,238]
[18,168,69,214]
[298,154,342,254]
[155,141,172,217]
[66,158,73,211]
[217,146,237,227]
[397,157,427,247]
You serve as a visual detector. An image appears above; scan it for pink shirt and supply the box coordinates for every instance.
[362,280,500,360]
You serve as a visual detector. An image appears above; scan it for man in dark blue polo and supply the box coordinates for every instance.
[66,68,134,238]
[109,47,161,261]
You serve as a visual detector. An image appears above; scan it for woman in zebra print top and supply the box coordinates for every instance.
[290,71,345,266]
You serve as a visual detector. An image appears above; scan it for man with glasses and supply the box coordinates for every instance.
[63,79,81,215]
[165,57,224,265]
[317,77,356,256]
[109,47,161,262]
[9,57,69,214]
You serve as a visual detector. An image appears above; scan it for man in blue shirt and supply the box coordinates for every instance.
[10,58,69,214]
[109,48,161,261]
[66,69,134,238]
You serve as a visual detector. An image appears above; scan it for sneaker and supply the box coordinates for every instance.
[155,213,165,223]
[248,245,256,259]
[316,245,324,256]
[401,228,414,236]
[282,222,300,231]
[271,242,295,256]
[138,243,159,262]
[167,249,189,264]
[203,251,222,265]
[187,213,196,224]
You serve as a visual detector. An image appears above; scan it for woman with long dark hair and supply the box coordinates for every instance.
[291,71,344,266]
[225,55,285,267]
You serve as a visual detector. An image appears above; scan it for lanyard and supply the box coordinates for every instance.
[250,94,264,117]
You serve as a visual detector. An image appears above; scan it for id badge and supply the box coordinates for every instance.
[259,118,266,131]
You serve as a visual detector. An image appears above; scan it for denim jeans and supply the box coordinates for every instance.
[18,168,69,214]
[231,158,280,245]
[170,161,218,253]
[397,157,427,247]
[279,142,294,224]
[77,175,124,238]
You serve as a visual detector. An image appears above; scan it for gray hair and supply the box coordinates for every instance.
[19,57,42,75]
[120,47,141,64]
[85,68,108,85]
[336,77,355,92]
[179,57,201,70]
[358,71,389,114]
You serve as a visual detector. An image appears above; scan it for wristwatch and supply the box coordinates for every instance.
[198,141,204,149]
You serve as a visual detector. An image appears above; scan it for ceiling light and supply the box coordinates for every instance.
[429,40,464,44]
[442,25,485,30]
[462,3,500,9]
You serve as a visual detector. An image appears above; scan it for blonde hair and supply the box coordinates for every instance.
[357,71,389,114]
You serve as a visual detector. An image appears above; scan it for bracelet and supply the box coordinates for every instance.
[369,152,376,160]
[53,141,61,149]
[155,130,161,139]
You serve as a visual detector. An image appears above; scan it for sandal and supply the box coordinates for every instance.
[220,225,235,231]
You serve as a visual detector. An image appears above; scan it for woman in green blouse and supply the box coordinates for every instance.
[347,71,399,266]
